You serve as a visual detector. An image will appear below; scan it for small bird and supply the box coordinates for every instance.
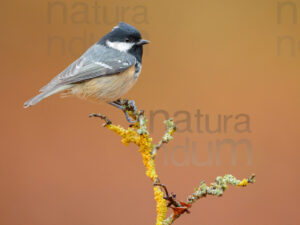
[24,22,149,122]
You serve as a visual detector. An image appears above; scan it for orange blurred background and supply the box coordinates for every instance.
[1,0,299,225]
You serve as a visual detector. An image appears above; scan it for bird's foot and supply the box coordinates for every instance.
[110,99,138,123]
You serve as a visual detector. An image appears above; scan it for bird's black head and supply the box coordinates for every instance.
[98,22,149,63]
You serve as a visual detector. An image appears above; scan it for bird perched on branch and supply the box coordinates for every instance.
[24,22,149,122]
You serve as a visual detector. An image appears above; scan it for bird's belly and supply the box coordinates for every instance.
[70,65,137,102]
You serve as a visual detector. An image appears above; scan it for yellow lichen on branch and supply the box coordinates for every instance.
[105,121,168,225]
[237,178,249,187]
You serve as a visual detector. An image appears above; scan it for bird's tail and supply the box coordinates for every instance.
[24,85,72,108]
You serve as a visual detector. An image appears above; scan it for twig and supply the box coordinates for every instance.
[89,113,111,126]
[152,119,176,156]
[163,174,256,225]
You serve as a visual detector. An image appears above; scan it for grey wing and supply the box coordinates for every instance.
[40,44,136,92]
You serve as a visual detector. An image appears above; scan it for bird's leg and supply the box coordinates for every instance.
[109,100,137,123]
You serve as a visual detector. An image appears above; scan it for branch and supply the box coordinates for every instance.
[90,99,255,225]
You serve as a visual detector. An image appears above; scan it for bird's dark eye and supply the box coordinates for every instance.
[125,38,130,43]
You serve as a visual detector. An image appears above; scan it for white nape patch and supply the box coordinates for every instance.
[112,25,119,31]
[95,62,112,69]
[106,40,134,52]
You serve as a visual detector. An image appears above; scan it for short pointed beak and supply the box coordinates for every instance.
[137,39,150,45]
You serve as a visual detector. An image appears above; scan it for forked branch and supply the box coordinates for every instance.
[90,99,255,225]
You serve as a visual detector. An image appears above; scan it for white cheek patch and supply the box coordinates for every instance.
[106,40,134,52]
